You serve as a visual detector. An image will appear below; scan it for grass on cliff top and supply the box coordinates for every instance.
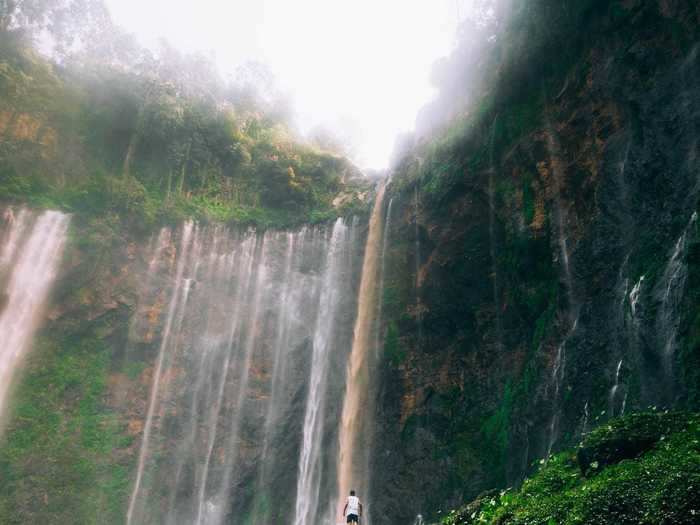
[439,412,700,525]
[0,165,372,233]
[0,34,373,232]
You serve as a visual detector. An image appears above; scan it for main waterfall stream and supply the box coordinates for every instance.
[337,184,386,524]
[125,218,368,525]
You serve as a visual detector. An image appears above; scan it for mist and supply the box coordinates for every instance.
[3,1,699,524]
[103,0,477,169]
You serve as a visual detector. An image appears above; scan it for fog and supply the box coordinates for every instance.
[103,0,477,169]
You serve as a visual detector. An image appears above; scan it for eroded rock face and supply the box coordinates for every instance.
[371,3,700,523]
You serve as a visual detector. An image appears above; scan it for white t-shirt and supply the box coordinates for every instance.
[346,496,360,516]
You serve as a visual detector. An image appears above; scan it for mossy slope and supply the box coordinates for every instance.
[439,412,700,525]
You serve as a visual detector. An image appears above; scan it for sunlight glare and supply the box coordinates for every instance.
[105,0,472,169]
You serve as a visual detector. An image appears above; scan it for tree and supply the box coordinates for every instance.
[0,0,54,32]
[0,0,110,55]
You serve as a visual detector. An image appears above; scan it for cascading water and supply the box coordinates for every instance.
[125,219,359,525]
[294,220,352,525]
[336,184,387,524]
[249,231,297,525]
[360,194,394,522]
[655,213,697,371]
[374,197,393,362]
[546,339,566,458]
[580,401,590,436]
[608,359,625,418]
[0,208,70,434]
[127,222,200,525]
[413,185,423,342]
[608,254,631,420]
[629,275,645,317]
[544,125,579,456]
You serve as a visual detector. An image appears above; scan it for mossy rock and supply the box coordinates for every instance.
[577,412,695,475]
[438,411,700,525]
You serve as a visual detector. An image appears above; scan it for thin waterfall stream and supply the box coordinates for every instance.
[0,208,70,435]
[294,220,351,525]
[543,125,577,456]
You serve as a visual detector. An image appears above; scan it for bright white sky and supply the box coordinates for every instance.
[104,0,474,169]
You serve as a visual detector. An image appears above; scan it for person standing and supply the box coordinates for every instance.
[343,490,363,523]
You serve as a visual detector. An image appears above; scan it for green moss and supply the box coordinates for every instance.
[0,38,367,232]
[439,412,700,525]
[522,177,536,226]
[532,302,557,352]
[124,361,146,381]
[0,326,132,524]
[498,96,544,152]
[480,382,514,479]
[384,322,405,366]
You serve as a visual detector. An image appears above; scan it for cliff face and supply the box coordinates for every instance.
[0,214,368,525]
[373,2,700,522]
[0,214,138,523]
[1,2,699,525]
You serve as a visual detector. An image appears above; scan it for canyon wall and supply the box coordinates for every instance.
[371,2,700,522]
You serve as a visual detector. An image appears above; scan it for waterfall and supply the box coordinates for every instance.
[546,339,566,458]
[629,275,645,317]
[543,124,578,318]
[0,208,70,434]
[249,231,298,525]
[645,210,698,405]
[294,220,351,525]
[413,185,423,341]
[580,401,590,436]
[543,124,579,457]
[360,194,394,524]
[608,359,624,417]
[375,197,393,360]
[546,317,578,458]
[125,220,358,525]
[336,184,386,523]
[127,222,200,525]
[656,213,697,366]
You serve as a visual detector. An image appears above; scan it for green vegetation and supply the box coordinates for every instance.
[392,0,696,208]
[480,382,514,473]
[0,318,133,524]
[439,412,700,525]
[384,321,405,366]
[0,22,370,231]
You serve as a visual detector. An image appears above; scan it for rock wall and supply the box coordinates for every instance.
[371,2,700,522]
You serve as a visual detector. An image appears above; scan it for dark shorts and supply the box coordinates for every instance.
[347,514,359,523]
